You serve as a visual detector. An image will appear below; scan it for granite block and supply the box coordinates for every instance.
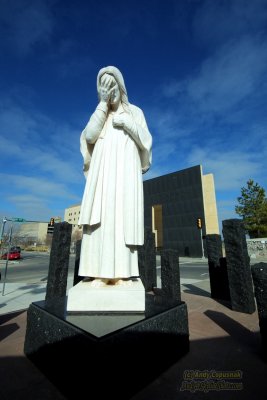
[138,227,157,291]
[222,219,255,313]
[205,235,230,301]
[160,249,181,303]
[251,262,267,358]
[45,222,72,301]
[73,239,83,286]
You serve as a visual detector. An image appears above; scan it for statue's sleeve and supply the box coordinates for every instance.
[124,106,152,173]
[84,102,108,144]
[80,102,108,178]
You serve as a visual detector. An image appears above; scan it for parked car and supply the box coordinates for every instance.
[10,246,21,253]
[1,251,21,260]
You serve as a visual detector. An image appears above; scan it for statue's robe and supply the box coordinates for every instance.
[78,102,152,278]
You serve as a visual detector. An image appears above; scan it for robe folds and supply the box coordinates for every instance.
[78,103,152,279]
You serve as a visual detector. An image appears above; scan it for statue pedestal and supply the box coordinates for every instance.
[24,296,189,399]
[67,278,145,312]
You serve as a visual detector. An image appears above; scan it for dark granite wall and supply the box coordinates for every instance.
[143,165,205,257]
[222,219,255,314]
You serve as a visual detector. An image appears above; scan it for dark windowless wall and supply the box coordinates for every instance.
[143,165,205,257]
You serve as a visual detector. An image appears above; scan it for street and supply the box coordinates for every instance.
[0,252,75,283]
[0,251,209,284]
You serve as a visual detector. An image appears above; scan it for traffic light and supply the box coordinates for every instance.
[47,218,55,235]
[197,218,202,229]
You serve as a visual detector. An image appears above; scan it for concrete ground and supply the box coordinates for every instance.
[1,260,267,399]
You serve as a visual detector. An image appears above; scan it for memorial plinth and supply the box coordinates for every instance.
[24,293,189,399]
[67,278,145,312]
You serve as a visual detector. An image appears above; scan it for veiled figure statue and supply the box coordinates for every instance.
[78,66,152,286]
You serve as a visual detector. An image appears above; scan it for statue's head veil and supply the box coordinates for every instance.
[97,66,130,113]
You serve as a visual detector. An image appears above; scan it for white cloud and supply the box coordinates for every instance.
[162,35,267,117]
[0,173,79,201]
[193,0,267,48]
[187,36,267,113]
[187,146,263,191]
[0,95,84,220]
[0,173,80,220]
[0,0,54,55]
[0,99,83,184]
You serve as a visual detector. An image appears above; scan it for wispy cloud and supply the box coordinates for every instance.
[154,0,267,206]
[186,35,267,114]
[0,98,83,183]
[2,174,78,199]
[148,107,192,140]
[192,0,267,48]
[161,35,267,118]
[7,194,52,221]
[186,146,263,191]
[0,173,80,220]
[0,0,55,55]
[0,93,84,220]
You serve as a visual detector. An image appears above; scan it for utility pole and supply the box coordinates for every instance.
[0,216,7,243]
[2,224,13,296]
[0,217,7,256]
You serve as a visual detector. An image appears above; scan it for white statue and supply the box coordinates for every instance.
[78,66,152,287]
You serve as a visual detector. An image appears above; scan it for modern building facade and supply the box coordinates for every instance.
[64,204,81,226]
[64,203,83,239]
[16,222,48,244]
[143,165,219,257]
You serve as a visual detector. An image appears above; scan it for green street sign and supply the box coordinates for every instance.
[12,217,27,222]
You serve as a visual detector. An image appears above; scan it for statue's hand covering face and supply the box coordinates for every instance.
[97,66,129,112]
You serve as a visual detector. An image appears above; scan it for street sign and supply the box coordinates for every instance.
[11,218,27,222]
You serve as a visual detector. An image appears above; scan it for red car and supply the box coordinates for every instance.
[1,251,21,260]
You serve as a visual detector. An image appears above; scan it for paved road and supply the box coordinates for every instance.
[0,252,75,283]
[0,251,208,284]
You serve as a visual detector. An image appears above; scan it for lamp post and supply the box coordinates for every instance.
[2,224,13,296]
[196,217,205,259]
[0,217,7,254]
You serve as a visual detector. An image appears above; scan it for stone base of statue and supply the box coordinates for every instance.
[24,294,189,399]
[67,278,145,312]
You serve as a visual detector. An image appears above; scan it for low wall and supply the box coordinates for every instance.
[246,238,267,258]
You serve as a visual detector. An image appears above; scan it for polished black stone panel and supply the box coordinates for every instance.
[222,219,255,314]
[205,234,230,301]
[45,222,72,301]
[251,262,267,358]
[160,249,181,302]
[24,297,189,400]
[138,228,157,291]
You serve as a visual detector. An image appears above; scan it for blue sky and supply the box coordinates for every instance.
[0,0,267,231]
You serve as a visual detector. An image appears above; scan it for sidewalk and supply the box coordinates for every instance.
[1,259,267,399]
[0,276,74,315]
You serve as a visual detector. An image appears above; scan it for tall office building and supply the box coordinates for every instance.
[144,165,219,257]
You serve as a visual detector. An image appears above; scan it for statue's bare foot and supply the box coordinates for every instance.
[90,278,109,287]
[114,278,133,286]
